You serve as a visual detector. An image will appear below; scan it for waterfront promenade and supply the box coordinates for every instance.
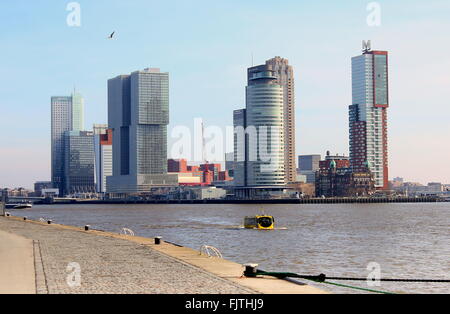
[0,216,325,294]
[0,229,35,294]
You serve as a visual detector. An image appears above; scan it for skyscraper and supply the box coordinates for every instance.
[71,91,85,131]
[93,124,112,194]
[350,41,389,189]
[63,130,95,195]
[265,57,296,184]
[51,91,85,194]
[245,64,285,186]
[106,68,177,194]
[233,108,247,186]
[51,96,72,194]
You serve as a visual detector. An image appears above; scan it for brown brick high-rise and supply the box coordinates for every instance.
[265,57,296,183]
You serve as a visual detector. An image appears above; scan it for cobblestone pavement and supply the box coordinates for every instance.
[0,218,256,294]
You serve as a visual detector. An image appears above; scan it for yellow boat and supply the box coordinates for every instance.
[244,215,275,230]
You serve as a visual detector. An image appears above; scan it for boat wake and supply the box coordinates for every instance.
[224,226,288,231]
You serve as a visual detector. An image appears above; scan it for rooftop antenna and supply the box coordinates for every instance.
[251,52,254,66]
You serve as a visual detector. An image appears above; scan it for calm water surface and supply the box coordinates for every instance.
[11,203,450,294]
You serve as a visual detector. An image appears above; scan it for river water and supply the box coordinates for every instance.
[9,202,450,294]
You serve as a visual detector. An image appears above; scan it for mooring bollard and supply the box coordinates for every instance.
[23,217,27,221]
[155,236,162,245]
[84,225,90,231]
[47,220,52,225]
[243,263,259,277]
[5,212,10,217]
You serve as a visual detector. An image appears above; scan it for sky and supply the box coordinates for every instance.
[0,0,449,189]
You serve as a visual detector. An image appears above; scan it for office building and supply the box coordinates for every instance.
[107,68,177,194]
[72,91,85,131]
[51,96,72,194]
[225,152,235,178]
[168,159,188,173]
[298,155,321,172]
[233,108,247,186]
[34,181,53,196]
[233,62,286,194]
[51,91,85,195]
[266,57,296,183]
[64,131,95,195]
[350,41,389,189]
[245,64,285,186]
[93,124,113,194]
[298,154,321,183]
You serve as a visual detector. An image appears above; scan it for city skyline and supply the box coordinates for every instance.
[1,1,450,188]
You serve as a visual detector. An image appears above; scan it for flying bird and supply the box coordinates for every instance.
[107,31,115,39]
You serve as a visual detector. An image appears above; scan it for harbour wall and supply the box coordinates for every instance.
[34,196,443,206]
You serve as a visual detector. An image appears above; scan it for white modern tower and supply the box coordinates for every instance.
[245,64,285,186]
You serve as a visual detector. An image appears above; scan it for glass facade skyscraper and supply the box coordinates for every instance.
[51,96,72,194]
[246,65,285,186]
[63,131,95,195]
[51,91,85,195]
[107,68,177,194]
[233,109,247,186]
[233,64,286,187]
[71,91,85,131]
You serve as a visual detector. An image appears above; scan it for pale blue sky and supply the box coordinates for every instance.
[1,0,449,188]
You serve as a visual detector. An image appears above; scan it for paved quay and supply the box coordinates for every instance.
[0,216,325,294]
[0,229,35,294]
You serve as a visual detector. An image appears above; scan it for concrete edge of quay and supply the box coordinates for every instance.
[1,215,327,295]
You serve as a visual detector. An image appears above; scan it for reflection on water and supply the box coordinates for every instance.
[11,202,450,294]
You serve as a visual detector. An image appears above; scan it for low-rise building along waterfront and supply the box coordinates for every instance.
[315,161,375,197]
